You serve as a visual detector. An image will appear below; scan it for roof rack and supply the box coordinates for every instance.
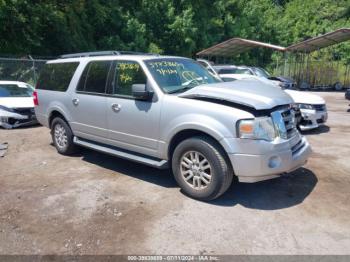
[60,51,159,59]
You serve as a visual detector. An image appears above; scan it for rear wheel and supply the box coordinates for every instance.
[51,117,77,155]
[172,136,234,201]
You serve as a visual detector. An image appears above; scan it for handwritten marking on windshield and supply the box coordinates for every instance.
[149,61,185,70]
[156,68,177,76]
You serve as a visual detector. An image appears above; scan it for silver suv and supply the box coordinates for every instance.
[34,51,311,200]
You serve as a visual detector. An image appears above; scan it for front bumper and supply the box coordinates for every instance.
[299,109,328,131]
[228,136,312,183]
[0,110,38,129]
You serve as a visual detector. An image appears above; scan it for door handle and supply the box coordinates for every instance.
[72,98,79,106]
[111,103,121,112]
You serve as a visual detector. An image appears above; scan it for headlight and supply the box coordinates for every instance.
[297,104,314,110]
[237,117,276,141]
[0,105,14,112]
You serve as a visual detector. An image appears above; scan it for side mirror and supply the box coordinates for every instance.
[132,84,153,101]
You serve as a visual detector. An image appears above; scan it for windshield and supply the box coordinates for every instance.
[145,58,220,93]
[0,84,33,97]
[253,68,270,78]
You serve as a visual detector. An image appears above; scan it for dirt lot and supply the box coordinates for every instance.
[0,92,349,255]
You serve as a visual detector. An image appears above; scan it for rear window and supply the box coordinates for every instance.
[0,84,33,97]
[36,62,79,91]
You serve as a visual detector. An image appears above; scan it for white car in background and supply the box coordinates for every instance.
[0,81,38,129]
[197,59,328,131]
[285,89,327,131]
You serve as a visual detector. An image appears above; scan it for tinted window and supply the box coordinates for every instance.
[78,61,111,94]
[0,84,33,97]
[36,62,79,91]
[218,68,236,74]
[76,64,89,92]
[113,61,147,96]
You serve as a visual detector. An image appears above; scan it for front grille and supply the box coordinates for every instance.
[281,108,297,138]
[271,106,298,140]
[314,104,326,111]
[12,107,37,122]
[291,139,305,155]
[7,117,35,125]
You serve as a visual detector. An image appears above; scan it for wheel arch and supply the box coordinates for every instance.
[167,129,228,163]
[48,109,69,128]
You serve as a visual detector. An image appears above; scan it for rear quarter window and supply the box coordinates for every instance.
[36,62,79,92]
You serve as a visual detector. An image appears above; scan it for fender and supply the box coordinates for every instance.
[47,101,72,126]
[159,113,234,159]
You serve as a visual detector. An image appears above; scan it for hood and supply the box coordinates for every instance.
[0,97,34,109]
[285,90,325,104]
[179,79,294,110]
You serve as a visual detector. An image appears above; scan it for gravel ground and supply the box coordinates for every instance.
[0,92,349,255]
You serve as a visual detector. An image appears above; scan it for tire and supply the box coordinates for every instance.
[171,136,234,201]
[51,117,77,155]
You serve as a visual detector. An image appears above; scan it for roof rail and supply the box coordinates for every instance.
[60,51,159,59]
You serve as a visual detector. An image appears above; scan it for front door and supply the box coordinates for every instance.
[106,60,161,157]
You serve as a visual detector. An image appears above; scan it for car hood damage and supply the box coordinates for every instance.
[179,79,294,110]
[0,97,37,129]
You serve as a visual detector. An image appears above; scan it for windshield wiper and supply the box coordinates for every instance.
[167,86,195,94]
[168,85,199,94]
[168,80,206,94]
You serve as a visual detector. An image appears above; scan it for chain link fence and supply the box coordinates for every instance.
[0,56,50,86]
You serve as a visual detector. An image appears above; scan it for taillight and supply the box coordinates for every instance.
[33,91,39,106]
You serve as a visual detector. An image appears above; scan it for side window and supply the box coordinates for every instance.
[36,62,79,91]
[113,61,147,97]
[77,61,111,94]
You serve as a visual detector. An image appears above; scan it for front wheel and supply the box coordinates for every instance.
[172,136,234,201]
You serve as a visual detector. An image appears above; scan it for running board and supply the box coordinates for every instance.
[73,137,168,169]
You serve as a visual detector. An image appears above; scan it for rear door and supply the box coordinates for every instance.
[106,60,161,157]
[69,60,112,141]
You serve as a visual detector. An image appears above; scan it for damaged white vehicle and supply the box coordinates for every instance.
[285,90,327,131]
[0,81,37,129]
